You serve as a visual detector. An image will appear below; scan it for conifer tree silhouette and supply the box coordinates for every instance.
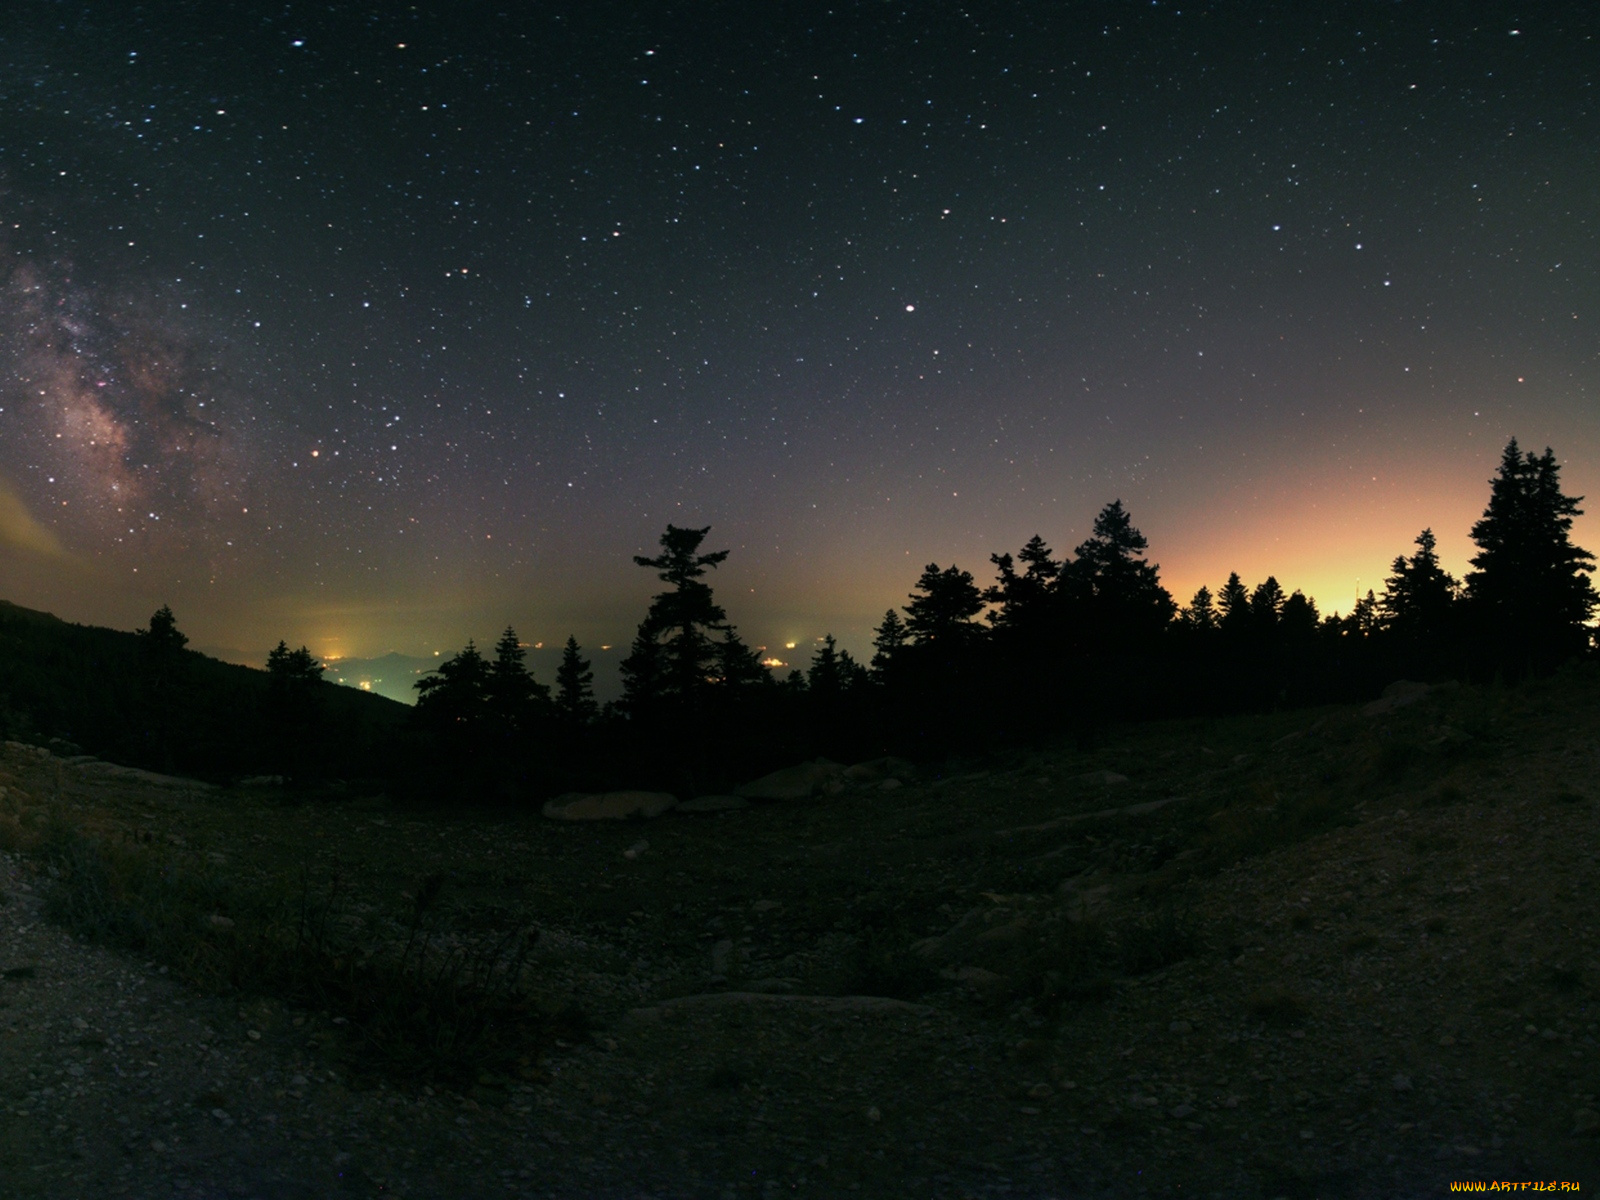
[487,627,549,729]
[985,535,1061,633]
[1465,440,1597,669]
[265,641,325,781]
[870,609,909,674]
[1059,501,1175,638]
[1380,529,1457,639]
[1217,572,1251,634]
[904,564,986,645]
[1182,585,1218,632]
[555,636,598,726]
[621,525,759,711]
[137,605,189,768]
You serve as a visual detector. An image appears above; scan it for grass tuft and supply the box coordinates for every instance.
[37,818,559,1086]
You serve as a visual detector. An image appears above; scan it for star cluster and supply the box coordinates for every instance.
[1,3,1595,660]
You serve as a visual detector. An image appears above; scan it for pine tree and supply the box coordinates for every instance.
[871,609,909,673]
[141,605,189,655]
[903,564,986,645]
[985,535,1061,632]
[137,606,189,768]
[265,641,325,781]
[1380,529,1457,638]
[1217,572,1251,634]
[1249,577,1286,627]
[621,524,758,710]
[1464,439,1597,667]
[554,636,598,725]
[486,627,549,729]
[415,640,490,725]
[807,634,845,696]
[1279,590,1320,637]
[1059,500,1176,637]
[1182,585,1217,632]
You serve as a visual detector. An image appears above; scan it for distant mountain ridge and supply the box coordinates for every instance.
[0,597,405,781]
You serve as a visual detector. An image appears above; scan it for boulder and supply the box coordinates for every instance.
[734,759,845,802]
[676,795,749,813]
[844,756,916,783]
[1362,680,1431,716]
[541,791,678,820]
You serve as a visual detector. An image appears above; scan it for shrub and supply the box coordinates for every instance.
[38,820,557,1085]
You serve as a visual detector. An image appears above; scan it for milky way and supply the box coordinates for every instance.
[0,3,1596,662]
[1,247,265,564]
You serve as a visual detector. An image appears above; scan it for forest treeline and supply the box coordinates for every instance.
[1,439,1594,798]
[388,437,1598,799]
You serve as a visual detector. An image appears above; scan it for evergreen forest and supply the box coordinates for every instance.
[2,438,1594,801]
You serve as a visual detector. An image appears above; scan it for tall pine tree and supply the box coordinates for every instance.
[555,636,598,725]
[1465,439,1597,669]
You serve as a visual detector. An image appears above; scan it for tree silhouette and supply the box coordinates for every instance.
[555,636,597,726]
[621,524,760,711]
[985,535,1061,633]
[870,609,909,674]
[141,605,189,655]
[904,564,986,645]
[1217,572,1251,635]
[1380,529,1457,639]
[137,605,189,768]
[486,627,549,730]
[1059,501,1176,639]
[1465,439,1597,669]
[415,640,490,727]
[1181,585,1217,632]
[1279,590,1320,637]
[1249,577,1286,628]
[265,641,325,781]
[807,634,847,697]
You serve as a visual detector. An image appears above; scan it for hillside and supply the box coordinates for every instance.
[0,598,407,781]
[0,669,1596,1197]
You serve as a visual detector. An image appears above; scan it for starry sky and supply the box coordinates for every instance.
[2,2,1596,673]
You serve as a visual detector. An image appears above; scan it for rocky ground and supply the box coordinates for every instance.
[1,673,1597,1199]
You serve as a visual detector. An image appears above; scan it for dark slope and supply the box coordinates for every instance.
[0,598,405,781]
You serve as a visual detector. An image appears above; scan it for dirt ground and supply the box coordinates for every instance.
[1,673,1597,1198]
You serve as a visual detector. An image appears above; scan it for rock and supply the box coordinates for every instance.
[206,914,236,931]
[879,778,902,791]
[1271,732,1304,749]
[939,965,1010,993]
[1076,769,1128,786]
[238,775,286,787]
[1168,1020,1192,1035]
[623,840,649,859]
[843,756,915,783]
[711,939,733,975]
[744,977,798,993]
[541,791,678,820]
[865,1106,881,1123]
[1169,1103,1195,1119]
[625,993,935,1021]
[73,760,216,790]
[1573,1108,1600,1136]
[676,795,748,812]
[734,759,845,802]
[1363,680,1431,716]
[1391,1073,1413,1092]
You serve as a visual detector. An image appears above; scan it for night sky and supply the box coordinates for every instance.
[2,2,1596,673]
